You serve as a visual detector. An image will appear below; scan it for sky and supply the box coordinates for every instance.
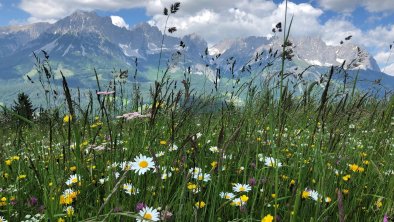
[1,0,394,75]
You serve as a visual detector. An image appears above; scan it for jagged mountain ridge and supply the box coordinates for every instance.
[0,10,392,105]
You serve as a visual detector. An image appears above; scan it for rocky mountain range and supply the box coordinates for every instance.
[0,11,392,105]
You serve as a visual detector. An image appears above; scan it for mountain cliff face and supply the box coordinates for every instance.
[0,11,392,105]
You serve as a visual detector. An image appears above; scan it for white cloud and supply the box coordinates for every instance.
[363,0,394,12]
[19,0,145,22]
[110,16,129,29]
[382,63,394,76]
[318,0,359,13]
[318,0,394,13]
[148,1,323,44]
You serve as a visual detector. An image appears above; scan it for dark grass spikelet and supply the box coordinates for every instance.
[170,2,181,14]
[168,27,177,33]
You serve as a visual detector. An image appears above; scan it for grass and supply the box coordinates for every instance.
[0,69,393,221]
[0,2,393,222]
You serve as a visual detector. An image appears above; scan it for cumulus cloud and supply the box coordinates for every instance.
[318,0,394,13]
[148,1,323,44]
[110,16,129,29]
[19,0,145,22]
[382,63,394,76]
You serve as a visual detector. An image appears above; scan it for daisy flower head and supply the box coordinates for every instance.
[193,172,211,182]
[209,146,219,153]
[231,197,246,206]
[233,183,252,193]
[65,174,81,186]
[303,188,321,201]
[168,144,178,152]
[65,206,74,217]
[264,157,282,168]
[119,161,133,171]
[0,216,7,222]
[131,154,155,175]
[137,206,160,222]
[189,167,203,177]
[123,183,139,195]
[219,192,235,200]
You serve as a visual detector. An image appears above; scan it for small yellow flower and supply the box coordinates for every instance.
[349,164,359,172]
[363,160,369,165]
[195,201,206,208]
[261,214,274,222]
[5,159,12,166]
[66,206,74,216]
[18,174,27,180]
[325,197,332,203]
[211,161,218,168]
[290,180,296,186]
[376,200,383,208]
[57,218,65,222]
[271,193,276,198]
[342,174,351,181]
[63,115,72,123]
[159,140,167,145]
[1,197,6,202]
[342,189,349,195]
[187,182,197,190]
[240,195,249,202]
[11,156,19,161]
[302,190,310,199]
[70,166,77,172]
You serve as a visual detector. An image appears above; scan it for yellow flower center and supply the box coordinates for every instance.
[225,195,230,199]
[198,175,203,180]
[239,187,245,192]
[143,213,152,220]
[139,160,148,168]
[72,178,78,183]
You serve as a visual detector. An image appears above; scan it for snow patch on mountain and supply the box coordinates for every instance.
[110,16,129,29]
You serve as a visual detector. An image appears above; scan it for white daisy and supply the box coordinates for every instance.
[131,154,155,175]
[123,183,139,195]
[219,192,235,200]
[155,151,165,157]
[137,206,160,222]
[63,188,74,196]
[307,189,321,201]
[161,167,172,180]
[231,197,246,206]
[209,146,219,153]
[188,167,203,177]
[232,183,252,193]
[264,157,282,168]
[65,174,81,186]
[119,161,133,171]
[0,216,7,222]
[99,177,108,184]
[193,172,211,182]
[169,144,178,152]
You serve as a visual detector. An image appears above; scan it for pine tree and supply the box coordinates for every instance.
[12,92,36,125]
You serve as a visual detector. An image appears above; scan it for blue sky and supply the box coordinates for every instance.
[1,0,394,74]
